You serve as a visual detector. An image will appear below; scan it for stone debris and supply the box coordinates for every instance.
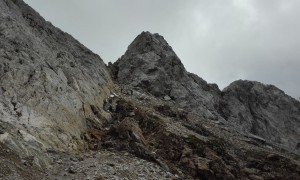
[164,95,171,101]
[47,150,173,180]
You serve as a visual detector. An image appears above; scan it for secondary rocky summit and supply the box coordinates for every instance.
[221,80,300,154]
[0,0,300,179]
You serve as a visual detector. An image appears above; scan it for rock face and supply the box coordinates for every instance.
[0,0,112,166]
[220,80,300,154]
[113,31,221,120]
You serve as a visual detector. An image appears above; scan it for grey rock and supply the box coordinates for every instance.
[220,80,300,153]
[67,166,76,174]
[0,0,112,166]
[113,31,221,121]
[164,95,171,101]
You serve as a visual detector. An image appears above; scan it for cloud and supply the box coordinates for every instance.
[25,0,300,98]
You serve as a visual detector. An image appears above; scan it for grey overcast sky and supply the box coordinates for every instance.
[24,0,300,99]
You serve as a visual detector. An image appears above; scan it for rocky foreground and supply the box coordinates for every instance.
[0,0,299,179]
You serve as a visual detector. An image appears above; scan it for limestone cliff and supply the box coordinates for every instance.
[0,0,112,166]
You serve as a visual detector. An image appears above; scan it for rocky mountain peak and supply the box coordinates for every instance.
[220,79,300,153]
[223,80,284,95]
[126,31,175,58]
[113,31,222,121]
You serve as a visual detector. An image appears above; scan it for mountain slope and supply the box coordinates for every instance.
[0,0,112,166]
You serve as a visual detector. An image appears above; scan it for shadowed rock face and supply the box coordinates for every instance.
[114,31,221,121]
[220,80,300,154]
[0,0,112,165]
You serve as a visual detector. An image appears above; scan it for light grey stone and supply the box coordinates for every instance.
[0,0,112,167]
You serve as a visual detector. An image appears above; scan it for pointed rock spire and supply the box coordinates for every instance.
[125,31,174,57]
[113,31,221,121]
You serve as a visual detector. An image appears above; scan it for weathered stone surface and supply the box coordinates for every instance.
[0,0,112,165]
[115,117,147,146]
[220,80,300,153]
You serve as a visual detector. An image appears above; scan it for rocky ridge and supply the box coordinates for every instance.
[112,31,300,155]
[0,0,299,179]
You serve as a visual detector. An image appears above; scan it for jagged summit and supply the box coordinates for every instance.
[114,31,221,120]
[126,31,175,57]
[116,31,186,83]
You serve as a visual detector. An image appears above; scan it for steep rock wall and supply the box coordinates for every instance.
[0,0,112,165]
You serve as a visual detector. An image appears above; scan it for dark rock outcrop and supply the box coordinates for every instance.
[220,80,300,154]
